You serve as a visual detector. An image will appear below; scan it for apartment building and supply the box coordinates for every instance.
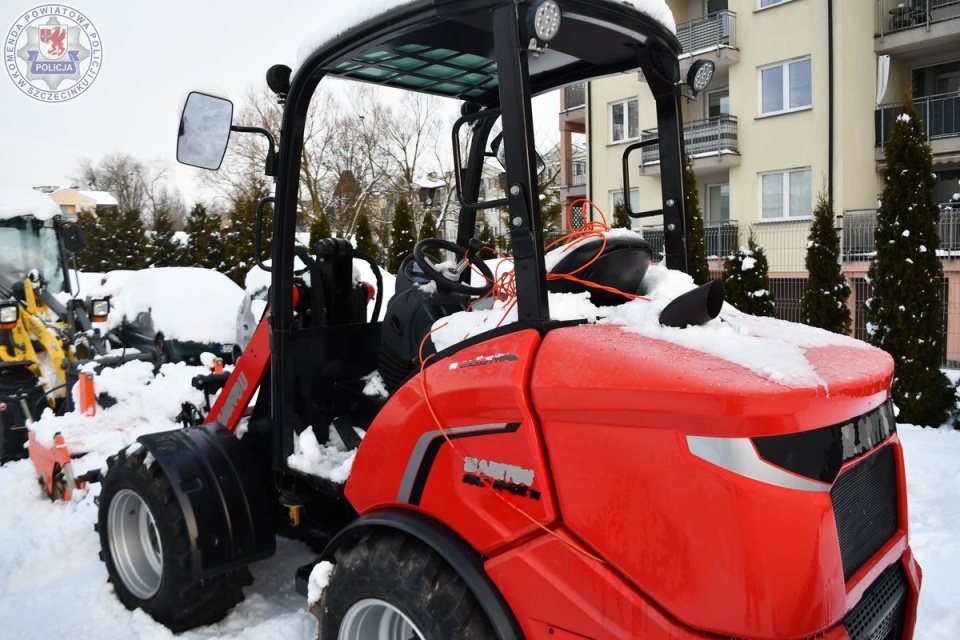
[558,0,960,360]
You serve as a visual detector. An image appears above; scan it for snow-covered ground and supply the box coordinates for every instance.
[1,252,958,638]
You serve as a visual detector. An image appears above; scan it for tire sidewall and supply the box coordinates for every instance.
[97,455,188,615]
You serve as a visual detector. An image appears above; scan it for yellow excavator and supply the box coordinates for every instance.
[0,186,118,465]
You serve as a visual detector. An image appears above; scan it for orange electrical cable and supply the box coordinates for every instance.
[416,327,608,566]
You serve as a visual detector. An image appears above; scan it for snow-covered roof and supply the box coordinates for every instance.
[77,190,119,206]
[0,186,61,221]
[415,175,446,189]
[294,0,675,76]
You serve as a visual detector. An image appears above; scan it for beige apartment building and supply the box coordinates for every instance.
[558,0,960,360]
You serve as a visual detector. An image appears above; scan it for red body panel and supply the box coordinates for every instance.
[346,322,920,639]
[347,329,557,555]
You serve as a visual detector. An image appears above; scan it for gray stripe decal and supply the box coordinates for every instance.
[686,436,831,492]
[397,423,511,503]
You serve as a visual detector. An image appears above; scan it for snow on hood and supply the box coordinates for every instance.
[0,186,60,221]
[431,231,871,389]
[293,0,675,76]
[106,267,244,343]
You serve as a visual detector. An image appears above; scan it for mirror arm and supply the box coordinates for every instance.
[230,125,278,177]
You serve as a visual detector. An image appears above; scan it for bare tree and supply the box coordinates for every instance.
[73,152,171,215]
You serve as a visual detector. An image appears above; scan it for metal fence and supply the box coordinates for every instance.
[876,93,960,147]
[676,11,737,55]
[878,0,960,34]
[564,159,587,187]
[640,115,739,166]
[641,220,739,261]
[769,278,807,324]
[843,205,960,259]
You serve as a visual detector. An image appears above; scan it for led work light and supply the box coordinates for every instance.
[90,297,110,322]
[0,300,19,330]
[686,59,716,97]
[528,0,561,43]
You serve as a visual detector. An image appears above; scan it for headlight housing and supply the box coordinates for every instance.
[528,0,562,43]
[0,300,19,329]
[90,297,110,322]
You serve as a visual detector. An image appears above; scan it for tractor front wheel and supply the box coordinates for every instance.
[318,531,495,640]
[96,446,250,632]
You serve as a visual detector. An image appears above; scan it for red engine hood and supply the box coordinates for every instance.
[531,323,893,437]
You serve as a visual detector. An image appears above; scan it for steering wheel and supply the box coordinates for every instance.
[413,238,495,296]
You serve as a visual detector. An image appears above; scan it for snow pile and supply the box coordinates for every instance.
[0,186,60,221]
[434,240,871,389]
[307,561,335,605]
[102,267,243,343]
[287,424,360,483]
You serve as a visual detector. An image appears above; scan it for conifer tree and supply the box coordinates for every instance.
[147,207,183,268]
[222,190,271,284]
[685,154,710,285]
[75,208,108,272]
[722,230,775,317]
[613,201,631,229]
[111,209,148,270]
[308,211,332,250]
[418,209,441,261]
[801,187,851,334]
[183,203,225,272]
[474,223,498,261]
[866,94,954,427]
[353,210,379,263]
[387,195,417,273]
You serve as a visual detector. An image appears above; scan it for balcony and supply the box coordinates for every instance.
[875,94,960,165]
[875,0,960,55]
[638,115,740,175]
[676,11,739,75]
[563,83,585,110]
[642,220,740,261]
[560,83,586,128]
[843,204,960,260]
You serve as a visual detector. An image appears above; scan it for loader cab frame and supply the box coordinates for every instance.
[267,0,693,469]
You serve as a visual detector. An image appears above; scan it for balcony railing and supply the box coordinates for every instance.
[878,0,960,34]
[643,220,740,261]
[843,204,960,259]
[563,160,587,187]
[640,115,739,166]
[676,11,737,55]
[563,83,585,110]
[875,93,960,146]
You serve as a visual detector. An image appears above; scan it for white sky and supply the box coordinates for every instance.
[0,0,559,207]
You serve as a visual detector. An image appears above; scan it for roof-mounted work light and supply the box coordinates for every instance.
[528,0,562,43]
[686,59,716,98]
[0,300,19,330]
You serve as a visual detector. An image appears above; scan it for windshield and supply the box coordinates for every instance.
[0,218,67,294]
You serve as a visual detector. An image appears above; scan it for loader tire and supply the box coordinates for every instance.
[97,446,251,632]
[318,530,496,640]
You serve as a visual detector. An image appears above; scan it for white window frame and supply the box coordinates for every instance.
[705,183,730,222]
[611,188,641,229]
[759,167,812,220]
[758,0,795,9]
[609,97,639,144]
[759,57,812,116]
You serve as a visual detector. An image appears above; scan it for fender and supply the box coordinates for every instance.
[136,423,276,578]
[314,508,524,640]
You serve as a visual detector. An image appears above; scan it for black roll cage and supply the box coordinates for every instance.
[268,0,692,467]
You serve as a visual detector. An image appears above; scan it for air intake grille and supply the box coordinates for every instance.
[843,562,907,640]
[831,445,899,581]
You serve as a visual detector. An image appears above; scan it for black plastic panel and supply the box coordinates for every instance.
[753,400,896,483]
[831,445,899,581]
[843,561,907,640]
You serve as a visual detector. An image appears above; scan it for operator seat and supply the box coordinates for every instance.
[546,234,654,307]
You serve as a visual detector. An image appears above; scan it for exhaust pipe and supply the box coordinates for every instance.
[659,280,724,328]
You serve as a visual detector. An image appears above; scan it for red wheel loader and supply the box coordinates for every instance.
[95,1,921,638]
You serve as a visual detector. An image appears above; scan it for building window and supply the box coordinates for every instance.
[610,98,639,143]
[706,183,729,222]
[761,168,811,219]
[760,57,811,115]
[611,188,640,229]
[759,0,791,8]
[707,89,730,118]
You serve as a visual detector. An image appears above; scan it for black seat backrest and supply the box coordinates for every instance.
[547,235,654,307]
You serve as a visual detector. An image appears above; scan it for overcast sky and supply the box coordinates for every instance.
[1,1,559,207]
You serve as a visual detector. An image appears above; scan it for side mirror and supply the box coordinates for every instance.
[177,91,234,170]
[59,221,87,254]
[490,133,546,175]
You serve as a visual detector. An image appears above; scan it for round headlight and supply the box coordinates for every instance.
[687,59,716,94]
[530,0,561,42]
